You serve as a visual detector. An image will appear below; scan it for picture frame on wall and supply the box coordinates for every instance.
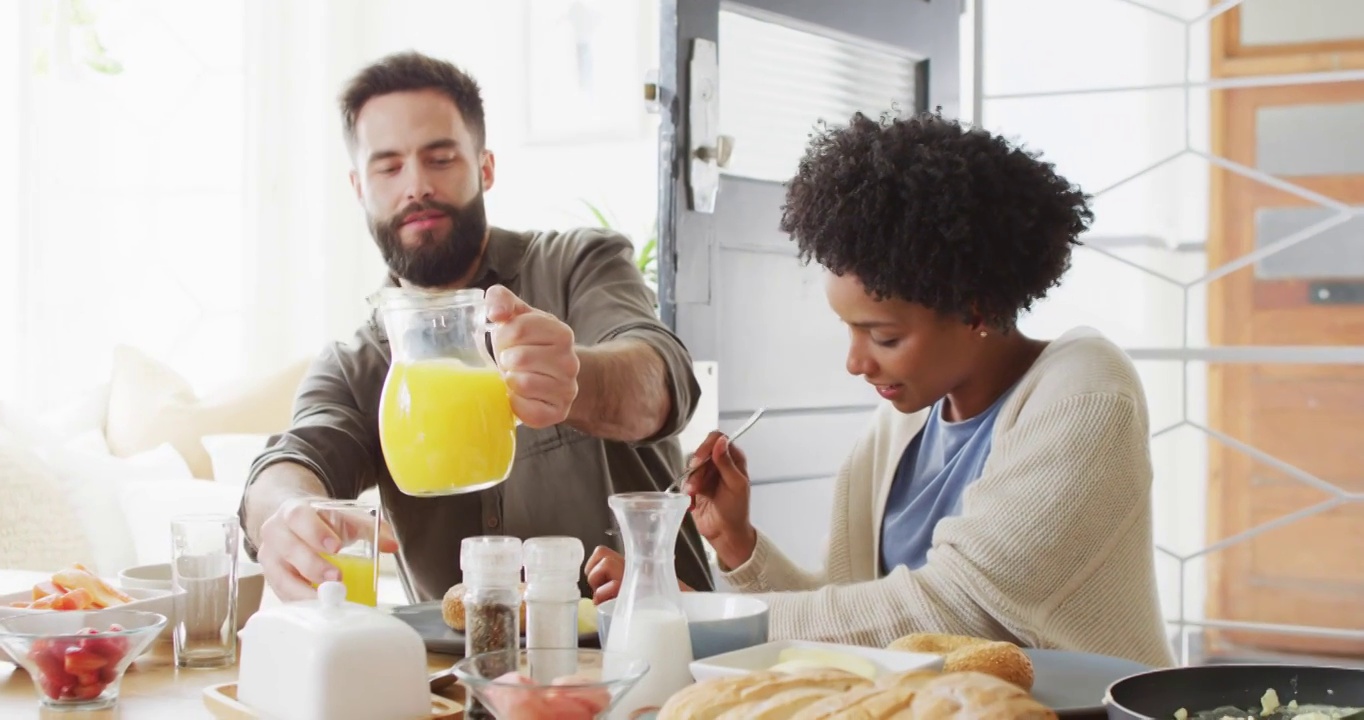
[524,0,650,144]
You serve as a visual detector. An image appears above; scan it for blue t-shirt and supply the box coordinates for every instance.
[879,389,1014,573]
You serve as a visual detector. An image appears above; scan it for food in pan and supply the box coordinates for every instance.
[1174,686,1363,720]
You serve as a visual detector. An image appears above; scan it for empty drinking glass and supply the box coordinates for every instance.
[170,514,239,669]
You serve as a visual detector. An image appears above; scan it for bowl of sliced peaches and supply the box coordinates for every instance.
[0,563,178,663]
[0,608,166,712]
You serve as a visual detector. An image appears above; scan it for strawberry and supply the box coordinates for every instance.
[63,647,107,675]
[37,674,67,700]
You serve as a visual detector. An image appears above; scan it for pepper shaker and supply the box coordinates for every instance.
[460,536,523,720]
[523,536,586,682]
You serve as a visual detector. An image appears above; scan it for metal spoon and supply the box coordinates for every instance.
[603,407,767,539]
[665,406,767,493]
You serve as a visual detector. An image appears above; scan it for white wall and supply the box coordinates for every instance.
[973,0,1214,624]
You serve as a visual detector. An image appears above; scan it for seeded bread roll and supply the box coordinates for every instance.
[942,642,1035,692]
[440,583,527,632]
[886,634,1034,691]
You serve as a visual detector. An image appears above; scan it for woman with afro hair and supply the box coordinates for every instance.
[588,111,1174,668]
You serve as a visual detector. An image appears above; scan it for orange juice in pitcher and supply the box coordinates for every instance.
[373,287,519,496]
[379,358,516,494]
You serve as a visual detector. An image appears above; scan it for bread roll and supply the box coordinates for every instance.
[440,583,528,632]
[942,642,1034,691]
[834,683,920,718]
[885,633,1034,691]
[874,669,940,690]
[887,633,988,655]
[658,670,869,720]
[908,671,1056,720]
[658,671,786,720]
[715,687,842,720]
[790,685,883,720]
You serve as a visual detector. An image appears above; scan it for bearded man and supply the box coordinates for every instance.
[238,51,713,603]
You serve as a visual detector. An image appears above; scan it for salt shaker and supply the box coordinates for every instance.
[523,536,585,682]
[461,536,523,720]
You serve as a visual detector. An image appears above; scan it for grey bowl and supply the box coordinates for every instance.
[597,592,769,660]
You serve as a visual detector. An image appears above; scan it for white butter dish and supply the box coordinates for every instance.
[236,581,432,720]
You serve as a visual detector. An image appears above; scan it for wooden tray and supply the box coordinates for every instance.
[203,682,462,719]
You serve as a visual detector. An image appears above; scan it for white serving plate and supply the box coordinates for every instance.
[0,585,179,664]
[688,639,942,683]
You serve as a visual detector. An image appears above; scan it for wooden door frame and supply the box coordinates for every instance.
[1207,1,1364,656]
[1211,3,1364,77]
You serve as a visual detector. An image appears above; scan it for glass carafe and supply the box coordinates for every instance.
[374,287,518,496]
[602,492,695,719]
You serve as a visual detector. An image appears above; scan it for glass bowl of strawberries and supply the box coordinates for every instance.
[0,608,166,711]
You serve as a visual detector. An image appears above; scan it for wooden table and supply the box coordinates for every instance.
[0,570,465,719]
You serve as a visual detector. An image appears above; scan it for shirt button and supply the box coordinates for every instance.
[487,516,500,529]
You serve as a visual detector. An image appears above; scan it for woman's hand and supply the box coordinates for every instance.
[684,431,759,570]
[584,546,693,604]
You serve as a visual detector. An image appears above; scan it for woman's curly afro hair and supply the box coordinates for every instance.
[779,110,1093,329]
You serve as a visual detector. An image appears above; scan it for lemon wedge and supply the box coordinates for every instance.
[576,598,598,635]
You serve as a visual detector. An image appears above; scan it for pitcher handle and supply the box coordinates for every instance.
[479,319,524,428]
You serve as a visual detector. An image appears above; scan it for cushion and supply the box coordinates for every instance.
[117,478,250,565]
[104,346,309,479]
[38,433,195,575]
[0,428,96,572]
[202,433,272,488]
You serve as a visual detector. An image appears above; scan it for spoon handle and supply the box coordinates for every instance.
[666,407,767,491]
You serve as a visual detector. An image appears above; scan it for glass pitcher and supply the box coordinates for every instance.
[374,287,518,496]
[602,492,695,719]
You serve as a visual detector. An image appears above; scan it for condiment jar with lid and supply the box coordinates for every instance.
[461,536,523,720]
[236,581,430,720]
[523,536,585,681]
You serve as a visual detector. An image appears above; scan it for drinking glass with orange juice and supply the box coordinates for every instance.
[311,500,379,606]
[373,287,519,496]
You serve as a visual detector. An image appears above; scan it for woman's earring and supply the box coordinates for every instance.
[979,330,988,338]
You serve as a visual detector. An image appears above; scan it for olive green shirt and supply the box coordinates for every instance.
[239,226,714,601]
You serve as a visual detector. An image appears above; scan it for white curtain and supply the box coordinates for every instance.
[241,0,388,377]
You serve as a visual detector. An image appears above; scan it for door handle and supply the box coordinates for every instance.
[696,135,735,168]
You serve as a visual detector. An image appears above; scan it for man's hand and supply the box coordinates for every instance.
[256,497,399,601]
[486,284,580,428]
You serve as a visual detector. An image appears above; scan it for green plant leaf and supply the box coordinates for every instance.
[69,0,96,25]
[582,199,611,229]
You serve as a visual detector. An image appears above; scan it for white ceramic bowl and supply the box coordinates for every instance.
[688,639,943,683]
[117,561,264,631]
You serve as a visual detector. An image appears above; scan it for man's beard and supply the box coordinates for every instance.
[370,193,488,288]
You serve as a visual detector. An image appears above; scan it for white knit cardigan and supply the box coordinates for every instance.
[721,327,1176,669]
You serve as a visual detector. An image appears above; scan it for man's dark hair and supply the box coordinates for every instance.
[340,51,487,152]
[780,110,1093,328]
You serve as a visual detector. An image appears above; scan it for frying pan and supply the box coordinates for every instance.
[1105,664,1364,720]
